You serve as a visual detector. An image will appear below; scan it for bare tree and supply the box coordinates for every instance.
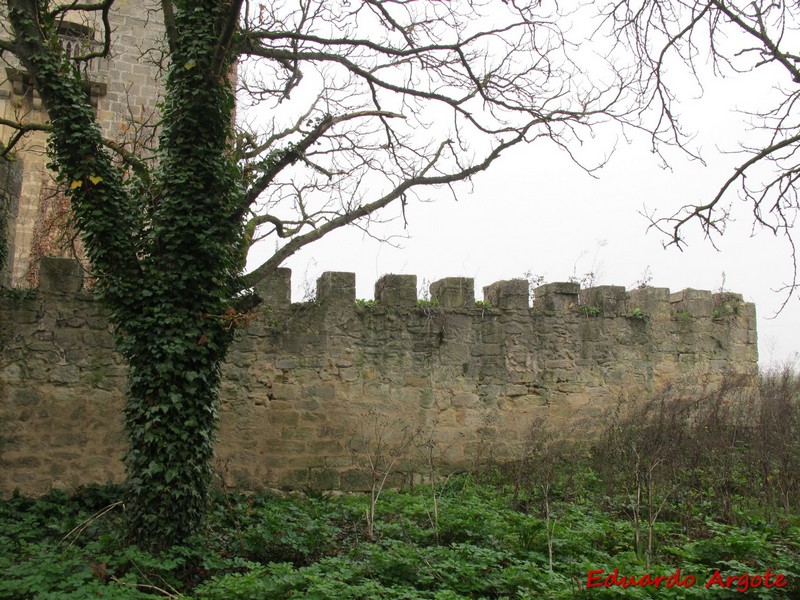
[0,0,629,548]
[603,0,800,306]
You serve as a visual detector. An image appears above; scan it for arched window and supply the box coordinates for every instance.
[57,21,98,74]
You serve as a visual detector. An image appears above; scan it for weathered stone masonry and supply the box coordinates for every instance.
[0,257,758,496]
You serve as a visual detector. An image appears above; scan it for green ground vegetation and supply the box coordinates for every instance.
[1,367,799,599]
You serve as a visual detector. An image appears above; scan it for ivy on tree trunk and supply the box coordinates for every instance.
[121,0,242,547]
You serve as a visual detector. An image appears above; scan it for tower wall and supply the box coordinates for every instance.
[0,2,165,285]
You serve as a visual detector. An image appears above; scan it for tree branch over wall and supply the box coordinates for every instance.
[605,0,800,301]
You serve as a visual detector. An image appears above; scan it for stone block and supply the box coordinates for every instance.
[277,469,310,488]
[340,469,373,491]
[375,274,417,306]
[309,468,340,490]
[0,362,22,382]
[580,285,627,316]
[39,257,83,294]
[671,288,713,302]
[254,267,291,307]
[533,282,579,312]
[275,357,298,370]
[471,343,501,356]
[627,287,670,316]
[504,384,528,397]
[483,279,529,309]
[49,365,80,384]
[269,411,299,426]
[271,383,299,399]
[430,277,475,308]
[317,271,356,306]
[1,308,38,323]
[670,288,713,318]
[452,392,479,407]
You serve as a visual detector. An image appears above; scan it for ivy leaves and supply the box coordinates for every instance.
[118,0,243,549]
[69,175,102,189]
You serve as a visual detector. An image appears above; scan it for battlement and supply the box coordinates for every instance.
[241,261,755,324]
[35,257,755,323]
[1,258,758,495]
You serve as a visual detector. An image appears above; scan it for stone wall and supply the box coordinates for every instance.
[0,258,758,496]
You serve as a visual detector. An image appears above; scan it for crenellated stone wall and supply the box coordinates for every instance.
[0,258,758,496]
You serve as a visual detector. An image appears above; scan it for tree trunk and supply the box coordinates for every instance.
[111,0,242,548]
[123,311,228,546]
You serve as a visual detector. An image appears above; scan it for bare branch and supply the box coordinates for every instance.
[49,0,114,14]
[241,123,533,289]
[657,132,800,247]
[239,109,405,216]
[210,0,244,80]
[74,0,112,63]
[606,0,800,304]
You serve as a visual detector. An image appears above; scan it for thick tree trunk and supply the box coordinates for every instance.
[123,312,226,545]
[120,0,240,547]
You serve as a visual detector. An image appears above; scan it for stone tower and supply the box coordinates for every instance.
[0,1,165,286]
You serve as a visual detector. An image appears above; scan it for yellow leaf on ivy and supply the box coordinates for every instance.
[184,59,197,70]
[70,180,83,190]
[89,175,103,185]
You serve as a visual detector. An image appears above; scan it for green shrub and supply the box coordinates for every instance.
[241,498,340,565]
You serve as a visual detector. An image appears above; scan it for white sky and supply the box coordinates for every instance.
[244,7,800,369]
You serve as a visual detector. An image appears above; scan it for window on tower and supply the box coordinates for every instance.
[4,20,107,109]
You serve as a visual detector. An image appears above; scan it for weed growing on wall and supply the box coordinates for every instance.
[580,305,602,317]
[627,307,649,321]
